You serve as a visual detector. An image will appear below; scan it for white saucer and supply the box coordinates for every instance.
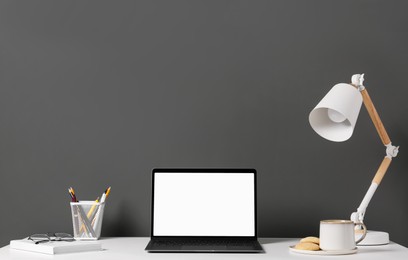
[289,246,358,255]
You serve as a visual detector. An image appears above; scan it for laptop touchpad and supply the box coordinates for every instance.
[181,245,227,250]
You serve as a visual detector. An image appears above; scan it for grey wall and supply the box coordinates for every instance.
[1,0,407,247]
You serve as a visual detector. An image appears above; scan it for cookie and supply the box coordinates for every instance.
[300,236,320,245]
[294,242,320,251]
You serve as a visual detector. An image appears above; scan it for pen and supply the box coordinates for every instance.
[69,187,97,237]
[87,197,100,218]
[101,187,111,203]
[69,187,78,202]
[69,188,80,237]
[92,187,111,229]
[77,205,97,237]
[79,197,100,233]
[68,188,75,202]
[68,189,73,201]
[105,187,111,200]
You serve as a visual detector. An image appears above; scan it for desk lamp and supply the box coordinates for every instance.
[308,74,399,245]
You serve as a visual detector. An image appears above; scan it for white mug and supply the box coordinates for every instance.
[320,220,367,251]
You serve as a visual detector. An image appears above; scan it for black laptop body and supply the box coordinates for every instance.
[145,168,264,253]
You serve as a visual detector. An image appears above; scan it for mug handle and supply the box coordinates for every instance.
[354,222,367,244]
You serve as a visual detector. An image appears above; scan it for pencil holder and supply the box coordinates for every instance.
[70,201,105,240]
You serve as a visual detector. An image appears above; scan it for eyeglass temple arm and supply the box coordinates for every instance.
[350,75,399,224]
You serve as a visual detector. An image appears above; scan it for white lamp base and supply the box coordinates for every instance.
[356,230,389,246]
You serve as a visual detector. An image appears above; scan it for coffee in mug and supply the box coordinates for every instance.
[320,220,367,251]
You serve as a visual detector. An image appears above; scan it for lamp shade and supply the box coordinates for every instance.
[309,83,363,142]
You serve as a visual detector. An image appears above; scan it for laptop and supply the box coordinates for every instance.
[145,168,264,253]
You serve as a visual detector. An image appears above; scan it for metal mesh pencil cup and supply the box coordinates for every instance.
[70,201,105,240]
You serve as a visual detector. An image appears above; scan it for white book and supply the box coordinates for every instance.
[10,238,102,255]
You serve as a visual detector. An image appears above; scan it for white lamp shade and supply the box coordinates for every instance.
[309,83,363,142]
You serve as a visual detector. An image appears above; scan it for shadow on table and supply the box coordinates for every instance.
[260,238,295,245]
[357,243,398,255]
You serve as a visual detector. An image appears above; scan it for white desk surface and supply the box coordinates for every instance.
[1,237,408,259]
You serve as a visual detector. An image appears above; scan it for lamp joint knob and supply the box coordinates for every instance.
[386,143,399,158]
[351,73,365,91]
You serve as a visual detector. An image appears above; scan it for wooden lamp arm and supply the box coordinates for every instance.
[360,88,398,185]
[360,86,399,185]
[372,157,392,185]
[360,88,391,146]
[350,75,399,224]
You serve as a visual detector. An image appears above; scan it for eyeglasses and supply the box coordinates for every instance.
[28,233,75,244]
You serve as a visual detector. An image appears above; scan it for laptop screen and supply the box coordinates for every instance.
[152,170,256,237]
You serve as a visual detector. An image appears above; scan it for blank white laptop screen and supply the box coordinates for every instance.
[153,172,255,236]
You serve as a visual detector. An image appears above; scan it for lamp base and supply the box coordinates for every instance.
[356,230,389,246]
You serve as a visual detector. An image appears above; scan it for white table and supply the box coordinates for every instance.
[1,237,408,259]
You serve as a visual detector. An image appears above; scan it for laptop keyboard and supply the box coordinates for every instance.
[146,238,264,252]
[152,239,258,247]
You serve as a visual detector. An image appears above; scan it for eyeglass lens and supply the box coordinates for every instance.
[29,233,74,244]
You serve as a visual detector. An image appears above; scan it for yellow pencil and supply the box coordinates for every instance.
[79,197,100,233]
[87,197,100,218]
[105,187,111,199]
